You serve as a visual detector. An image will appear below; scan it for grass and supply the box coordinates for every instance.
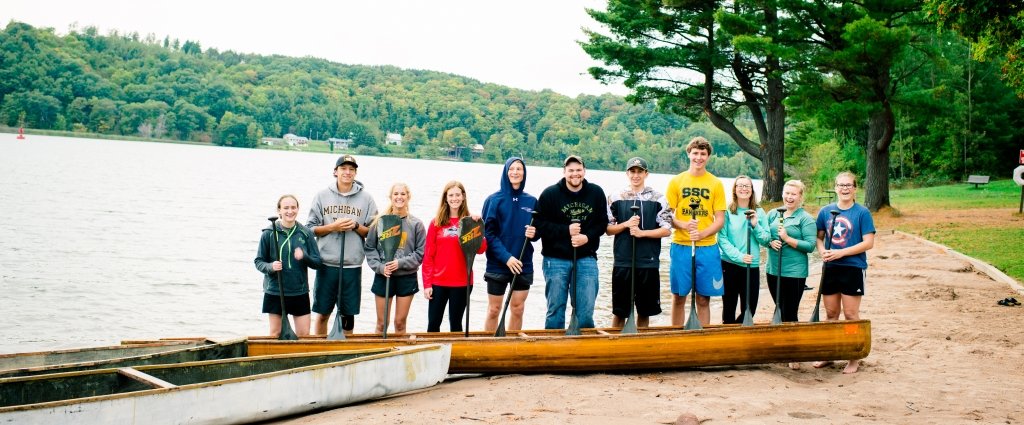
[883,179,1024,284]
[889,179,1022,209]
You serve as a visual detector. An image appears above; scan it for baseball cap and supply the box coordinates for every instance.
[335,154,358,168]
[563,155,585,167]
[625,157,649,171]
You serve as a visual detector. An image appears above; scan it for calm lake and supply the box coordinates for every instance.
[0,133,743,354]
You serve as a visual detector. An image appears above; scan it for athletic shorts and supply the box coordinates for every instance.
[669,243,724,297]
[371,273,420,297]
[262,293,311,316]
[820,264,866,296]
[312,266,362,316]
[484,272,534,296]
[611,266,662,318]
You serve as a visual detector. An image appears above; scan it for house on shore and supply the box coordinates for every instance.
[283,133,309,147]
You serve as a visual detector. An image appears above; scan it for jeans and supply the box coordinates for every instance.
[543,256,598,330]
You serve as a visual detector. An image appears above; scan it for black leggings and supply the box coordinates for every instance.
[721,261,760,324]
[427,285,473,332]
[766,274,806,323]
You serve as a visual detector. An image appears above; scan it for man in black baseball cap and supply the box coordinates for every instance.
[335,154,358,168]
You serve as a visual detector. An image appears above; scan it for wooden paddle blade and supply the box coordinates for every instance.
[684,309,702,330]
[458,216,485,262]
[378,214,403,262]
[279,318,298,341]
[621,312,638,334]
[566,314,581,336]
[771,306,783,325]
[327,314,346,340]
[741,309,754,327]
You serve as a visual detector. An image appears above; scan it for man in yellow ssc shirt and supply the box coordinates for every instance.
[665,137,727,326]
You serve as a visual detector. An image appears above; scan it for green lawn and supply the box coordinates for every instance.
[890,179,1022,209]
[890,179,1024,284]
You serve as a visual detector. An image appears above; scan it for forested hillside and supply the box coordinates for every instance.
[0,21,758,175]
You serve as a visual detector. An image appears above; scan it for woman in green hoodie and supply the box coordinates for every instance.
[255,195,323,337]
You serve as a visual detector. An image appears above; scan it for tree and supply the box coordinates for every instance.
[787,0,922,211]
[581,0,807,201]
[925,1,1024,96]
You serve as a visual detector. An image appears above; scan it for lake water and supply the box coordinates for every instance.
[0,133,745,354]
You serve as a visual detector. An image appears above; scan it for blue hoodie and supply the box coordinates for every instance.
[481,157,538,275]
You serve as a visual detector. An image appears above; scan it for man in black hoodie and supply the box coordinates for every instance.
[530,155,608,330]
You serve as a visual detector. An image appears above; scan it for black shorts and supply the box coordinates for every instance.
[484,272,534,296]
[611,266,663,318]
[371,273,420,297]
[262,293,311,316]
[821,264,866,296]
[312,266,362,316]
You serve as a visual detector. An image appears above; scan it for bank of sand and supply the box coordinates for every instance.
[280,230,1024,424]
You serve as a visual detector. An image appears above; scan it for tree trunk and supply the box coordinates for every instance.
[864,107,895,211]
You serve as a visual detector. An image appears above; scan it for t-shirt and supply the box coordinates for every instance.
[816,203,876,269]
[666,171,726,247]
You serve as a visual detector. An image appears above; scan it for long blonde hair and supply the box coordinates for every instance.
[433,181,469,227]
[728,175,760,214]
[371,183,411,227]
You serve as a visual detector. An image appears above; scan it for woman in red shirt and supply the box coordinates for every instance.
[422,181,486,332]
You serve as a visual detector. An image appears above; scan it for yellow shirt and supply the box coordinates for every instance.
[666,171,726,246]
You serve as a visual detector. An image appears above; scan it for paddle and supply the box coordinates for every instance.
[684,201,702,330]
[810,210,842,322]
[377,214,403,339]
[495,210,537,337]
[458,216,485,337]
[771,207,787,325]
[622,204,641,334]
[566,218,582,336]
[327,230,347,340]
[268,216,298,341]
[741,209,755,327]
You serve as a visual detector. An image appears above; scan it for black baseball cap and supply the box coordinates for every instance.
[335,154,358,168]
[625,157,649,171]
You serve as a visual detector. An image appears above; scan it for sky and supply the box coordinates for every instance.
[2,0,630,98]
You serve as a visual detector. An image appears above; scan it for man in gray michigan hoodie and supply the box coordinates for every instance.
[307,155,378,335]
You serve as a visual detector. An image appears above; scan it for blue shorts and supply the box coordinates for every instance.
[669,243,724,297]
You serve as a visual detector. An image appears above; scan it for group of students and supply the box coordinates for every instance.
[255,137,875,373]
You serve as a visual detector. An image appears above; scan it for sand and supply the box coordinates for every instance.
[277,230,1024,424]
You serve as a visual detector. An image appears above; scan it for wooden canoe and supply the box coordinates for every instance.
[0,338,247,378]
[0,344,450,424]
[214,320,869,374]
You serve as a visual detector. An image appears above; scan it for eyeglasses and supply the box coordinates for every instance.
[735,184,753,189]
[836,183,855,189]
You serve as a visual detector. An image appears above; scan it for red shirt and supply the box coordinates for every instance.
[422,218,487,288]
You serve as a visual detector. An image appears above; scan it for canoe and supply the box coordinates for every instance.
[0,344,451,424]
[0,338,247,378]
[135,320,871,374]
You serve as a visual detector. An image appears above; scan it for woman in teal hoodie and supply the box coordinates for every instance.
[765,180,817,327]
[717,175,771,324]
[255,195,323,337]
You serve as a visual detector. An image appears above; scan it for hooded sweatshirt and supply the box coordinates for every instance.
[306,180,378,267]
[364,215,426,277]
[534,177,608,260]
[481,157,538,275]
[254,222,323,296]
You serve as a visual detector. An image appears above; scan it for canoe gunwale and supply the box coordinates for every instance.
[0,344,448,413]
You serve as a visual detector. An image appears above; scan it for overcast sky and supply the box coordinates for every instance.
[2,0,630,97]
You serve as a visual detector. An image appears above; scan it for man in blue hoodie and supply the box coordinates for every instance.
[481,157,537,332]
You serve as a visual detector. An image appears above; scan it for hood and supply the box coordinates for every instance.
[499,157,526,197]
[330,179,366,197]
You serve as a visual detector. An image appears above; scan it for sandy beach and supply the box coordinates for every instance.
[277,230,1024,424]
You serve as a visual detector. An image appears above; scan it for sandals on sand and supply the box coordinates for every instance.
[997,297,1020,306]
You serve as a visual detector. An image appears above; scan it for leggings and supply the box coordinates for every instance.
[766,274,806,323]
[721,261,760,324]
[427,285,473,332]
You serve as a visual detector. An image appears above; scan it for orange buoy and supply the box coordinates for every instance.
[16,128,25,139]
